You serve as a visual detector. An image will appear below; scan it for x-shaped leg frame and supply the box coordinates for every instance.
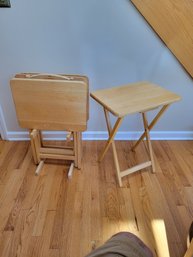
[99,104,170,187]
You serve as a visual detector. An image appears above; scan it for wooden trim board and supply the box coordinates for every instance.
[131,0,193,78]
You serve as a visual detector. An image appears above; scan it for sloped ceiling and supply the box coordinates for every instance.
[131,0,193,78]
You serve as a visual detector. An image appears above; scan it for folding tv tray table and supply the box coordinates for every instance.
[11,73,89,177]
[90,81,181,187]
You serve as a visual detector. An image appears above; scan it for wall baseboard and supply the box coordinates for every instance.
[6,130,193,141]
[0,106,8,140]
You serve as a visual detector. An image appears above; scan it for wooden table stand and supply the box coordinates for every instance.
[11,73,88,178]
[99,106,170,187]
[91,82,181,187]
[30,129,82,177]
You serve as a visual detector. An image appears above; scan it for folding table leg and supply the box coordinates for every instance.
[75,132,82,169]
[38,130,43,147]
[131,104,170,151]
[142,112,155,173]
[104,108,122,187]
[35,160,45,176]
[98,116,123,163]
[29,130,39,164]
[73,132,78,168]
[68,162,75,179]
[33,129,41,163]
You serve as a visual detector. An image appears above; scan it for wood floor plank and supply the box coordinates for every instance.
[177,205,193,242]
[13,209,37,256]
[90,143,101,246]
[156,172,189,246]
[27,211,56,257]
[0,231,12,257]
[184,187,193,219]
[0,168,27,231]
[49,249,59,257]
[0,184,4,197]
[0,141,15,161]
[4,148,34,231]
[169,141,193,186]
[6,209,27,257]
[0,140,192,257]
[3,210,32,257]
[142,173,180,256]
[66,186,83,257]
[119,187,138,233]
[129,173,157,254]
[31,164,56,236]
[0,142,16,184]
[59,173,79,257]
[49,173,68,250]
[102,182,121,241]
[0,140,6,154]
[79,146,92,257]
[47,165,65,211]
[160,141,190,186]
[0,141,29,184]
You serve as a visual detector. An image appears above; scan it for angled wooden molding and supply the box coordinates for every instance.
[131,0,193,78]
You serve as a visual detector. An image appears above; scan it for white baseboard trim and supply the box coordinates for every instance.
[0,106,8,140]
[6,130,193,141]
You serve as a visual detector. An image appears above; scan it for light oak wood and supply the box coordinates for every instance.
[10,73,89,131]
[131,0,193,78]
[98,117,123,162]
[142,112,155,172]
[66,132,73,142]
[73,132,78,168]
[32,129,41,163]
[132,105,170,151]
[30,128,76,176]
[0,140,192,257]
[39,153,75,161]
[68,162,75,179]
[76,132,82,169]
[91,82,181,185]
[11,73,88,174]
[90,82,180,117]
[32,164,57,237]
[35,160,45,176]
[39,147,74,156]
[29,129,39,164]
[120,161,152,177]
[104,108,122,187]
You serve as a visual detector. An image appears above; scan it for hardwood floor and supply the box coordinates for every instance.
[0,140,192,257]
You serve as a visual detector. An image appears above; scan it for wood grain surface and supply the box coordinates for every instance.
[131,0,193,78]
[10,74,89,131]
[90,82,180,117]
[0,140,192,257]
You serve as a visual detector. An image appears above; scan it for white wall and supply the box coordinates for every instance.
[0,0,193,139]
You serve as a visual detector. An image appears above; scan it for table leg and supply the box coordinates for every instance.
[76,132,82,169]
[131,104,170,151]
[73,132,78,168]
[142,112,155,173]
[73,131,82,169]
[38,130,43,147]
[30,129,41,164]
[98,116,123,163]
[103,108,123,187]
[35,160,45,176]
